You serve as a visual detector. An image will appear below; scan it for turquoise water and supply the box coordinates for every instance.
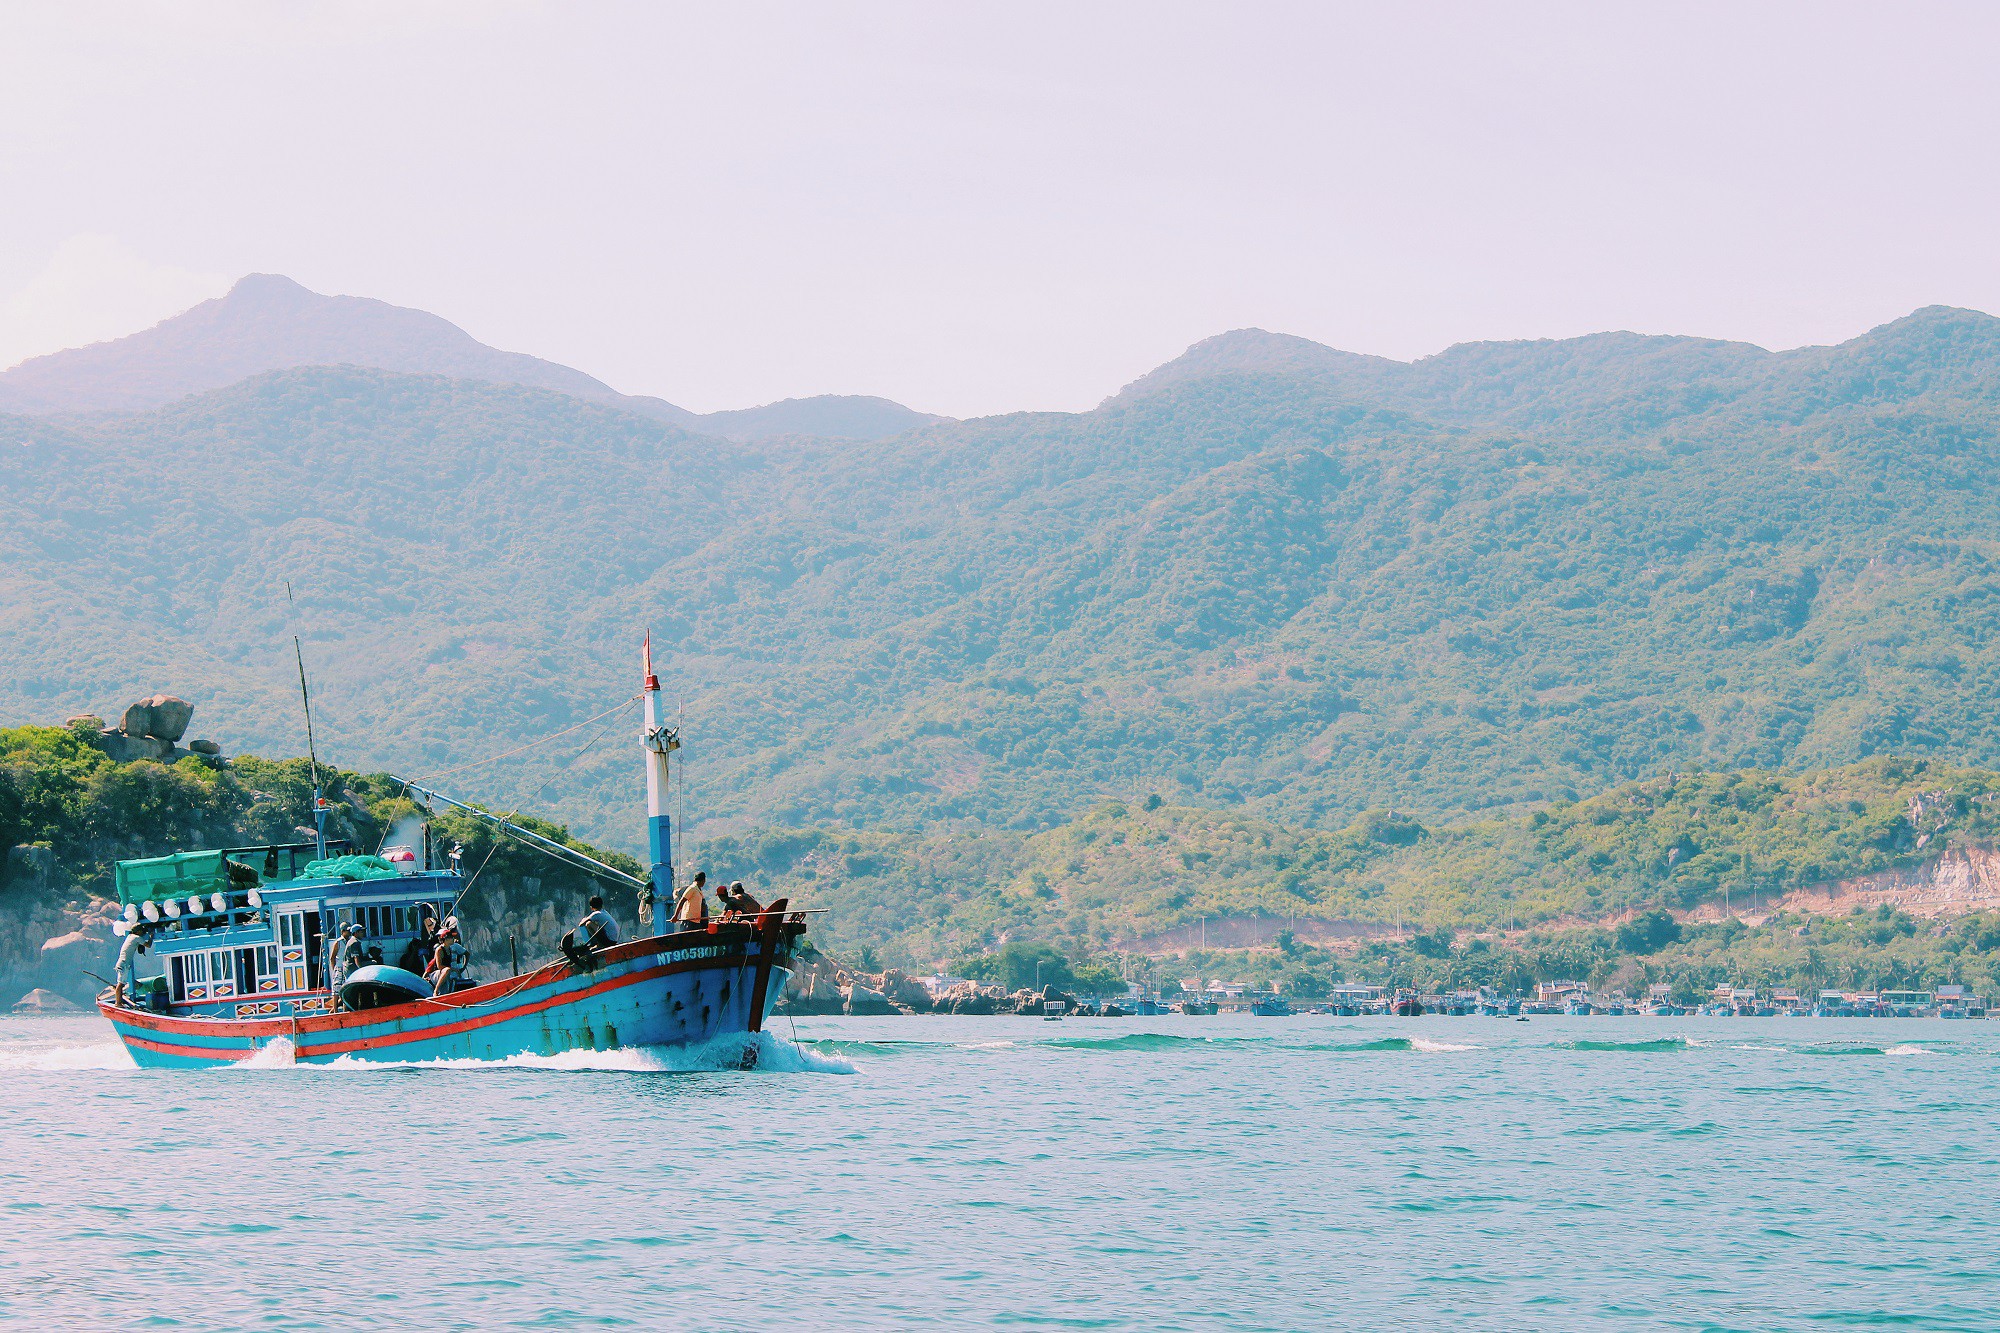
[3,1012,1995,1330]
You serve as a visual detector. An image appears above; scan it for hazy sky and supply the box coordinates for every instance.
[2,2,1996,417]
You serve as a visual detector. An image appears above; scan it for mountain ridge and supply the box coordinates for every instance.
[4,304,2000,874]
[0,273,946,442]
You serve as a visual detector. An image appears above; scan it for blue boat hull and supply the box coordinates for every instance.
[101,928,795,1069]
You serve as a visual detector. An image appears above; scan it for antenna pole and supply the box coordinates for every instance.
[287,582,327,860]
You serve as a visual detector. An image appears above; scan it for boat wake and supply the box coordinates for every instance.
[0,1039,135,1071]
[0,1031,853,1075]
[302,1030,855,1075]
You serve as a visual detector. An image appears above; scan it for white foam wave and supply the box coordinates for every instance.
[0,1040,135,1071]
[1884,1043,1933,1056]
[1410,1037,1482,1052]
[310,1030,854,1075]
[241,1036,297,1068]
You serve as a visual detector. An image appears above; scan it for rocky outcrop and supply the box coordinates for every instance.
[11,987,84,1013]
[1713,844,2000,925]
[82,694,218,766]
[773,957,1053,1017]
[0,881,119,1005]
[122,695,193,742]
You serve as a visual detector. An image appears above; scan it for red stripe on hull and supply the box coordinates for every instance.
[304,951,746,1057]
[122,1033,256,1061]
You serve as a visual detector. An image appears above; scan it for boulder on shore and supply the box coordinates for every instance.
[11,988,83,1013]
[120,694,194,742]
[843,983,896,1016]
[96,733,175,763]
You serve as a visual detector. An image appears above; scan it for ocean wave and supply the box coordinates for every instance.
[1563,1037,1693,1053]
[1037,1032,1255,1053]
[800,1038,943,1058]
[1799,1043,1942,1057]
[1312,1037,1477,1052]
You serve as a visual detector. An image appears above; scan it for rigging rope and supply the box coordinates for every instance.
[411,693,641,785]
[445,694,642,922]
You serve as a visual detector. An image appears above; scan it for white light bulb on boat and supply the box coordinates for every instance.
[142,900,160,922]
[163,899,181,918]
[247,889,263,908]
[113,919,129,937]
[210,892,227,913]
[186,897,204,917]
[123,903,139,923]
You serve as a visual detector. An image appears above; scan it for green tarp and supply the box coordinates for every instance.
[299,854,402,883]
[114,850,230,906]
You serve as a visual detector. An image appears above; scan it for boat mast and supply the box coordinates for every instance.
[287,581,328,860]
[642,633,680,917]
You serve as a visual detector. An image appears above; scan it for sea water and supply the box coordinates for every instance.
[1,1012,1994,1331]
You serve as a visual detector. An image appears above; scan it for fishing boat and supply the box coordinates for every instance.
[97,642,806,1068]
[1248,996,1292,1017]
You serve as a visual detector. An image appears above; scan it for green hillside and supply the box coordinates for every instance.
[3,306,2000,869]
[696,755,2000,963]
[7,725,1998,998]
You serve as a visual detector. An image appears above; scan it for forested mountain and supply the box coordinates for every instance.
[3,304,2000,904]
[0,274,943,440]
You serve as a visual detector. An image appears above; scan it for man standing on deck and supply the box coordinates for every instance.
[331,923,364,993]
[114,925,151,1007]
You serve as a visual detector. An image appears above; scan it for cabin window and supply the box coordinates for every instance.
[336,906,353,929]
[276,912,308,992]
[251,944,278,992]
[174,951,209,1001]
[209,950,236,995]
[390,906,408,935]
[366,905,382,937]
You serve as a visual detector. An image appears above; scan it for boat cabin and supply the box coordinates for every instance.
[117,841,464,1019]
[1879,989,1933,1017]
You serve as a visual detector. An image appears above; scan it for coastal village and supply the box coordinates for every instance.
[773,961,1991,1020]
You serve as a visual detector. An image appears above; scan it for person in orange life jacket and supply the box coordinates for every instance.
[674,873,709,931]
